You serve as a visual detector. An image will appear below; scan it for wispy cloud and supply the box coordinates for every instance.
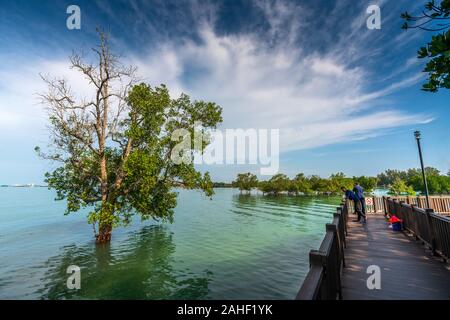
[0,0,432,155]
[124,1,431,152]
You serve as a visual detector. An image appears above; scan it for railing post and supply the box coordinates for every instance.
[383,196,388,216]
[325,223,342,300]
[343,203,349,236]
[296,250,325,300]
[336,207,347,246]
[373,196,377,213]
[409,204,417,234]
[334,209,346,261]
[406,202,419,240]
[398,201,406,234]
[393,199,398,216]
[309,250,323,266]
[425,208,437,256]
[407,196,412,204]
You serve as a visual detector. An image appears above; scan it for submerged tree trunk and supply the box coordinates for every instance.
[96,223,112,243]
[96,205,113,243]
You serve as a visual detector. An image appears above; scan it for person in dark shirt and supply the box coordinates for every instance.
[341,187,365,223]
[353,183,367,223]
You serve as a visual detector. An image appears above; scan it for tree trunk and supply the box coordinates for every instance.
[96,223,112,243]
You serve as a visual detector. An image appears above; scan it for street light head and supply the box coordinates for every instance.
[414,130,421,140]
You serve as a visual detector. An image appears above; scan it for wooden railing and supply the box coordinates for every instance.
[347,196,385,214]
[347,195,450,215]
[388,196,450,214]
[296,202,348,300]
[386,197,450,261]
[297,196,450,299]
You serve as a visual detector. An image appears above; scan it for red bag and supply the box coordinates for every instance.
[388,215,402,224]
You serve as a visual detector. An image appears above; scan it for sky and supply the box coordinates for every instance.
[0,0,449,184]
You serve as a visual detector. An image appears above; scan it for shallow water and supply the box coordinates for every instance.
[0,187,339,299]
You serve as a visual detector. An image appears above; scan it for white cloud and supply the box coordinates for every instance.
[0,0,431,156]
[282,111,433,151]
[0,59,100,137]
[126,19,429,153]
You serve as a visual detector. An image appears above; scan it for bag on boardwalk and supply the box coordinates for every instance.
[392,222,402,231]
[388,215,403,231]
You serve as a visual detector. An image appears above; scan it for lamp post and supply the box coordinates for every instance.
[414,131,430,208]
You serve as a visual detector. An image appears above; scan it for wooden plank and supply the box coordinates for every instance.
[341,214,450,300]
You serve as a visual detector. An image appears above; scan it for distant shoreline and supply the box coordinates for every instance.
[0,185,48,188]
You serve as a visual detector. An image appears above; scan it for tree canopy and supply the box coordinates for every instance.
[378,167,450,194]
[401,0,450,92]
[232,173,258,193]
[231,167,450,197]
[232,172,376,196]
[389,178,416,196]
[37,31,222,243]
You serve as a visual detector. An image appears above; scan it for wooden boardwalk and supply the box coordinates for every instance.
[341,214,450,300]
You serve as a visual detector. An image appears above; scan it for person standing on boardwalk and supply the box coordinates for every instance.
[341,187,365,223]
[352,183,366,223]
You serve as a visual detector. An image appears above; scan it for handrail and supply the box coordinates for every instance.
[385,197,450,261]
[296,201,347,300]
[298,196,450,299]
[348,196,450,215]
[295,251,324,300]
[388,195,450,214]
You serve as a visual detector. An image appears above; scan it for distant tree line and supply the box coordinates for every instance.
[377,168,450,195]
[231,172,377,196]
[228,167,450,196]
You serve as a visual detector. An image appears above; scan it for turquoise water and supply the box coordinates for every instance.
[0,187,339,299]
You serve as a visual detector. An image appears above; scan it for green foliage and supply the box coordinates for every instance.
[286,179,300,195]
[330,172,354,193]
[257,180,273,195]
[232,172,258,193]
[231,167,450,197]
[420,31,450,92]
[401,0,450,92]
[257,174,290,195]
[353,176,378,192]
[389,178,416,196]
[406,168,450,194]
[40,83,222,237]
[377,169,408,187]
[293,173,312,195]
[308,175,330,193]
[38,33,219,242]
[376,166,450,195]
[267,174,290,195]
[255,173,358,196]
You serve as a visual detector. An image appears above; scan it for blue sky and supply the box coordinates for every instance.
[0,0,449,184]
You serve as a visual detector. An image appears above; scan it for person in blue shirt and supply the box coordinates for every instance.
[341,187,365,223]
[353,183,367,223]
[342,187,356,201]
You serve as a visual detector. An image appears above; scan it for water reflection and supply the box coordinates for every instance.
[37,225,212,299]
[234,193,340,207]
[1,189,342,299]
[232,194,339,223]
[234,194,258,206]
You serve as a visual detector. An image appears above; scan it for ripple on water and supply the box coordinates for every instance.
[0,188,340,299]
